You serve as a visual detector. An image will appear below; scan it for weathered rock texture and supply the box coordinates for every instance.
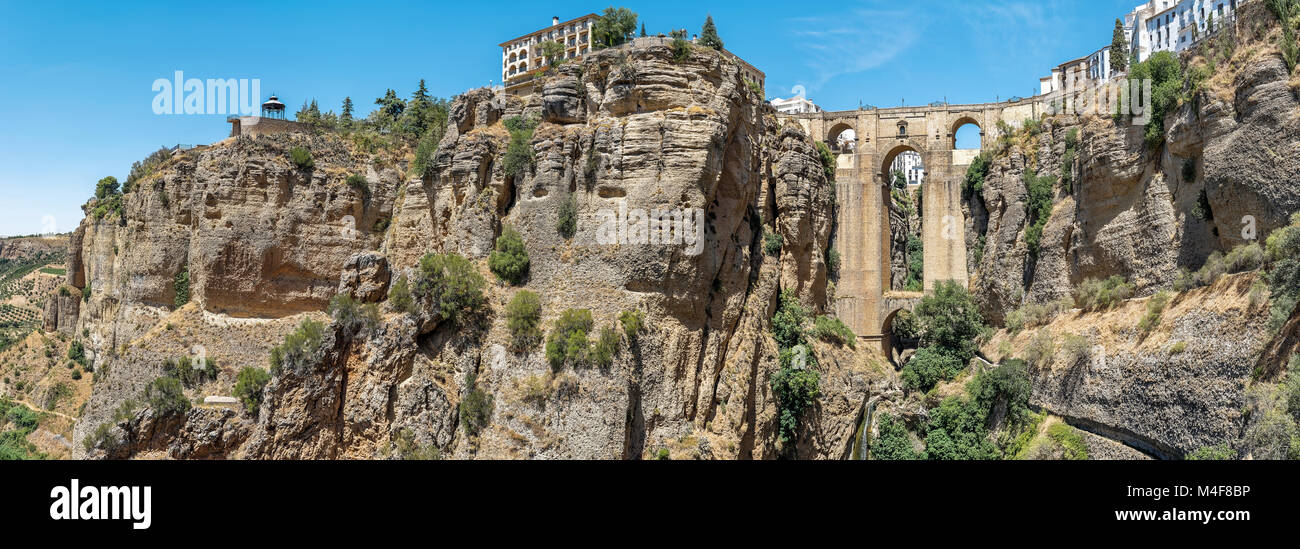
[69,42,882,460]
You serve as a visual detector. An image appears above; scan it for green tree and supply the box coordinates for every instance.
[699,15,724,50]
[489,226,530,284]
[923,396,997,460]
[233,367,271,415]
[871,413,920,460]
[640,22,647,37]
[593,6,638,49]
[913,281,986,363]
[340,96,354,124]
[1110,19,1128,73]
[901,347,963,392]
[94,176,120,199]
[541,40,565,66]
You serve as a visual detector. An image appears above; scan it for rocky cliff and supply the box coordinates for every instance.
[64,40,882,460]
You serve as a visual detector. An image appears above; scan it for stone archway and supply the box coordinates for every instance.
[949,116,983,150]
[827,122,857,153]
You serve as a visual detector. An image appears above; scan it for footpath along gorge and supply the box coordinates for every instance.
[8,2,1300,460]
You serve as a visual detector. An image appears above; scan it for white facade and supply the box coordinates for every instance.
[500,14,598,86]
[1128,0,1239,63]
[890,151,924,187]
[770,96,821,115]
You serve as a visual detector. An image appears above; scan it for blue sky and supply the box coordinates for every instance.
[0,0,1134,237]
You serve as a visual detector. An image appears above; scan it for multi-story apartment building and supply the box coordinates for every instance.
[1128,0,1240,62]
[500,14,598,89]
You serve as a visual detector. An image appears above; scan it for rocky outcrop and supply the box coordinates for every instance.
[970,44,1300,324]
[986,274,1270,457]
[74,41,880,460]
[41,287,80,336]
[337,253,391,303]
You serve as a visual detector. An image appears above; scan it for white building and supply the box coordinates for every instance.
[1039,0,1240,95]
[890,151,924,187]
[500,14,598,89]
[1127,0,1240,63]
[770,96,821,115]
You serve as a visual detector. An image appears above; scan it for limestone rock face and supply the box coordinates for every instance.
[41,288,80,336]
[337,253,391,303]
[969,50,1300,324]
[75,41,880,460]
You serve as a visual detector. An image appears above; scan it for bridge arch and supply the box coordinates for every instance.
[950,115,983,150]
[827,122,857,153]
[880,142,927,186]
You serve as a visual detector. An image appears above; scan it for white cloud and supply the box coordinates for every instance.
[787,4,925,90]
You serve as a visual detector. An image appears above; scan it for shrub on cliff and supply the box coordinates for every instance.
[269,318,325,375]
[328,292,381,335]
[346,174,369,199]
[174,266,190,308]
[771,346,820,444]
[763,231,783,256]
[413,253,486,325]
[590,326,620,367]
[556,194,577,239]
[289,147,314,169]
[812,315,856,349]
[459,371,493,436]
[771,291,808,350]
[144,376,190,416]
[815,141,836,182]
[545,309,593,369]
[233,367,271,415]
[503,115,538,178]
[670,38,692,63]
[388,274,415,314]
[489,226,530,285]
[1022,168,1056,258]
[505,290,542,351]
[1073,276,1133,311]
[619,309,645,341]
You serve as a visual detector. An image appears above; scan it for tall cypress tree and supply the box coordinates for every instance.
[340,97,354,122]
[1110,19,1128,73]
[700,15,723,50]
[640,23,647,37]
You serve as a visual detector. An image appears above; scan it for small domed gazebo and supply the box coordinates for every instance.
[260,95,286,119]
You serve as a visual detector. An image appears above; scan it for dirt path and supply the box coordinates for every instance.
[9,398,76,421]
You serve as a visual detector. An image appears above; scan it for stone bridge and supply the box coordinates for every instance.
[784,98,1053,350]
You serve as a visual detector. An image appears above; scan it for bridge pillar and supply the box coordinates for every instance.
[921,175,969,291]
[834,155,890,343]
